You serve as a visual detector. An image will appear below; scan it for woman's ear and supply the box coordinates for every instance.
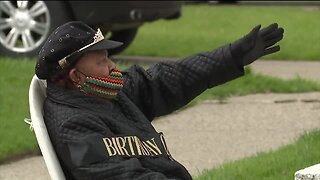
[69,68,80,83]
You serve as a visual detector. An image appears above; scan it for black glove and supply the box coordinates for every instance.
[230,23,284,66]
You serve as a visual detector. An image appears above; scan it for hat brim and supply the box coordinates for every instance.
[68,39,123,64]
[85,39,123,52]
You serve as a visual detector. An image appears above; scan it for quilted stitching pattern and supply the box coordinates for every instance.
[122,44,244,119]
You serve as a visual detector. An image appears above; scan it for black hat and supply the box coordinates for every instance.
[35,21,123,80]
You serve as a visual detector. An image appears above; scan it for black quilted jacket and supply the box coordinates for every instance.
[44,44,244,180]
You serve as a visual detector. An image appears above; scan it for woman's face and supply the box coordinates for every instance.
[69,50,116,85]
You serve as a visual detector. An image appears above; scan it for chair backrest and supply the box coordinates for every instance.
[29,75,66,180]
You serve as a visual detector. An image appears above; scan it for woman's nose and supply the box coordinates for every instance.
[108,59,116,71]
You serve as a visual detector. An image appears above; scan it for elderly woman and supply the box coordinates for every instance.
[35,21,284,180]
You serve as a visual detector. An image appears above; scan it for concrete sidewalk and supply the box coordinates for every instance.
[154,92,320,176]
[250,60,320,81]
[1,59,320,179]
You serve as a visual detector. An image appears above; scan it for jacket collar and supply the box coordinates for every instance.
[46,82,114,112]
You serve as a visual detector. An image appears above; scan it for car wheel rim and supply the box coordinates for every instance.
[0,1,50,53]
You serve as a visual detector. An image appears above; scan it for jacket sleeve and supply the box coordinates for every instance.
[56,114,178,180]
[121,44,244,121]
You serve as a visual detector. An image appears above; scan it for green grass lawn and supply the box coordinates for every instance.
[0,58,38,161]
[195,129,320,180]
[122,4,320,61]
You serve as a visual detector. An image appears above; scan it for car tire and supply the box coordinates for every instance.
[106,28,139,56]
[0,1,72,58]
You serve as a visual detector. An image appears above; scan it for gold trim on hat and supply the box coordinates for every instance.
[58,58,69,69]
[58,28,104,69]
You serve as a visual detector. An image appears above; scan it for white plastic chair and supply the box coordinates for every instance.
[26,74,66,180]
